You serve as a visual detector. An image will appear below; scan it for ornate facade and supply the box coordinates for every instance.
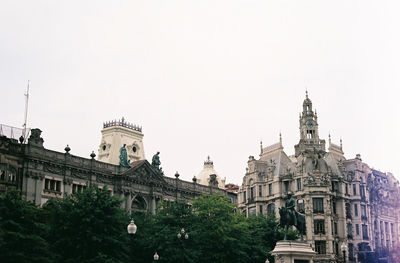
[0,126,226,214]
[238,93,400,263]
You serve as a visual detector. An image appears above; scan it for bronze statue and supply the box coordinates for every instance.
[279,191,306,241]
[151,152,163,174]
[119,144,131,168]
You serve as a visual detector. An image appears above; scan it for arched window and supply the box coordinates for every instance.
[132,195,147,211]
[0,164,6,181]
[267,203,275,216]
[8,167,16,183]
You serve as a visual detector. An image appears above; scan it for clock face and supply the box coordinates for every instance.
[307,121,313,127]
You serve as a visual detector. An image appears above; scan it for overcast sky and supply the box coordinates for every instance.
[1,1,400,185]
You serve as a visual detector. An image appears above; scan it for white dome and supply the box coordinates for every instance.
[196,156,226,189]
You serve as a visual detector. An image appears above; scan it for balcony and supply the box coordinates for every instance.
[247,197,255,204]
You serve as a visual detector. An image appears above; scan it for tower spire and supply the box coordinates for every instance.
[22,80,30,143]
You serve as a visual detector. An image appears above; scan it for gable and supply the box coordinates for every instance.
[121,160,166,185]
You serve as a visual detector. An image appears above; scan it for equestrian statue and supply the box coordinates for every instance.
[278,191,307,241]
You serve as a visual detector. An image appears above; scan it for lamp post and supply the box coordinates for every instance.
[341,243,348,263]
[177,228,189,263]
[127,219,137,262]
[153,252,159,262]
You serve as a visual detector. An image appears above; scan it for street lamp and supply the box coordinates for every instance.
[127,219,137,234]
[127,219,137,262]
[177,228,189,263]
[153,252,159,261]
[341,243,348,263]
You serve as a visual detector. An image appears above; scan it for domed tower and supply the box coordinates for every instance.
[97,117,145,165]
[196,156,226,189]
[294,91,326,157]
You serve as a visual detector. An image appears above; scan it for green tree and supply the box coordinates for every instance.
[0,190,53,263]
[44,185,130,263]
[190,194,243,263]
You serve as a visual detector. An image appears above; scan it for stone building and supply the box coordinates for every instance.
[0,122,226,214]
[238,93,400,263]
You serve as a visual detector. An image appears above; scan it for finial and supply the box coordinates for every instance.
[65,144,71,153]
[90,151,96,159]
[260,140,263,154]
[279,132,282,144]
[175,171,180,178]
[121,117,124,123]
[305,89,308,98]
[340,138,343,150]
[315,108,317,115]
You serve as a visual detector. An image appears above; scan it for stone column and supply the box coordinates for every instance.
[152,197,156,215]
[34,175,43,206]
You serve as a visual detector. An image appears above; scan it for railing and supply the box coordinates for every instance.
[0,124,30,142]
[247,197,255,204]
[103,118,142,132]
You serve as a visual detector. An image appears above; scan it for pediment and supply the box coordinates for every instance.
[121,160,166,185]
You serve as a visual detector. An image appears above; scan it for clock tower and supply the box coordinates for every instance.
[294,91,326,156]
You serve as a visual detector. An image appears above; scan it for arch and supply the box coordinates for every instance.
[131,195,148,211]
[248,178,254,186]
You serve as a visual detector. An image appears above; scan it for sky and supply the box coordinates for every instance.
[1,1,400,185]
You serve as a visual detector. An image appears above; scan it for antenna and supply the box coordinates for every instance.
[22,80,30,143]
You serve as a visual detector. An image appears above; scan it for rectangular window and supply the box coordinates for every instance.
[72,184,86,194]
[360,185,365,198]
[259,205,263,215]
[284,181,289,193]
[334,222,338,235]
[362,224,369,240]
[353,184,357,195]
[354,204,359,217]
[258,185,262,197]
[347,223,353,239]
[349,243,354,260]
[44,178,62,192]
[313,198,324,213]
[243,191,246,202]
[250,187,254,198]
[361,205,367,220]
[315,241,326,254]
[356,224,360,235]
[345,183,349,195]
[297,178,301,191]
[333,201,337,215]
[268,184,272,196]
[314,219,325,234]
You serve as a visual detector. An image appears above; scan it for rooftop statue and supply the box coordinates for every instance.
[279,191,306,241]
[119,144,131,168]
[151,152,163,175]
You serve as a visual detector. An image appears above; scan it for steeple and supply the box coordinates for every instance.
[294,92,326,156]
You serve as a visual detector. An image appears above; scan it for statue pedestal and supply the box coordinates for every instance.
[271,240,316,263]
